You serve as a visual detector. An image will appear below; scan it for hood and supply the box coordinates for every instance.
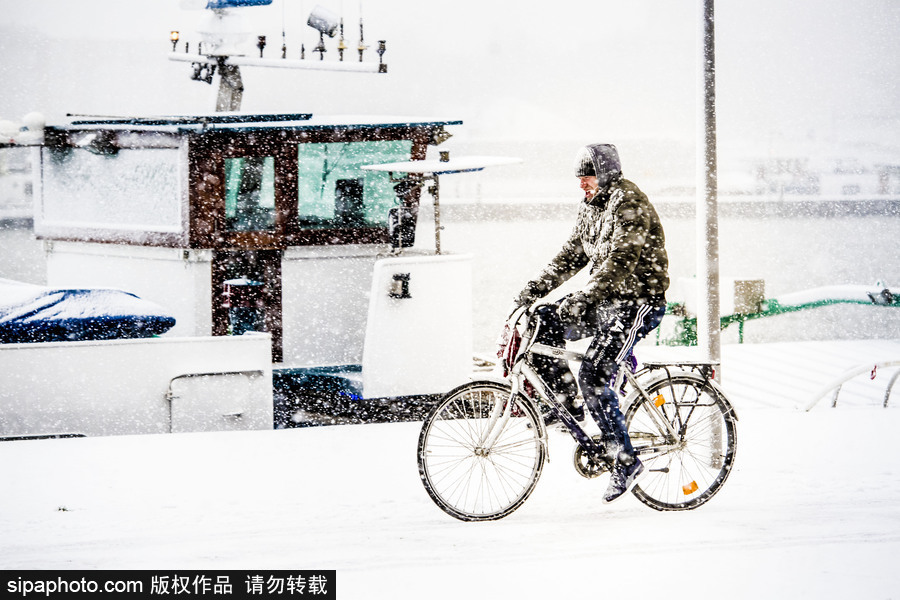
[576,143,622,189]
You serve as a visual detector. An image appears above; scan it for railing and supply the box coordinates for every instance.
[804,360,900,411]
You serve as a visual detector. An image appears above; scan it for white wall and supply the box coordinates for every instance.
[363,253,472,398]
[0,334,273,437]
[45,242,213,337]
[281,247,474,399]
[280,245,383,367]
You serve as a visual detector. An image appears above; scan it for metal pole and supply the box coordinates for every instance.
[429,175,442,255]
[215,58,244,112]
[698,0,721,372]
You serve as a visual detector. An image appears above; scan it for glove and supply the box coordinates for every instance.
[557,292,589,324]
[513,282,544,308]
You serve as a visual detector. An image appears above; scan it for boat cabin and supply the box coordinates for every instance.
[33,113,473,422]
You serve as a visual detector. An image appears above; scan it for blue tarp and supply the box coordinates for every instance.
[0,279,176,343]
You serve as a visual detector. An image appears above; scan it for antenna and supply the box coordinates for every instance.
[169,0,389,111]
[281,0,287,59]
[358,15,367,62]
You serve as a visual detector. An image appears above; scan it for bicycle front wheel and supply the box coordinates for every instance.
[625,373,737,511]
[417,381,546,521]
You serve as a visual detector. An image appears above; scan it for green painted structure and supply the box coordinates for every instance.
[662,283,898,346]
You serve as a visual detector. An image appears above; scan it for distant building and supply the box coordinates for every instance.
[750,156,900,198]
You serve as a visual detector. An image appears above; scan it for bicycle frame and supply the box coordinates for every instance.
[482,306,684,461]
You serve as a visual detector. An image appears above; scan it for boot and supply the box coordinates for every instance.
[602,456,644,504]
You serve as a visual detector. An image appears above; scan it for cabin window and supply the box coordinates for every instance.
[224,156,276,231]
[296,140,412,230]
[40,147,181,231]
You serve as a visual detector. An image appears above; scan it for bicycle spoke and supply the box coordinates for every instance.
[418,382,545,521]
[626,374,737,511]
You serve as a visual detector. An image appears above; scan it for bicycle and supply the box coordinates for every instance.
[417,304,738,521]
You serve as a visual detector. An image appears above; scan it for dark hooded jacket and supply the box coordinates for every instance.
[526,144,669,305]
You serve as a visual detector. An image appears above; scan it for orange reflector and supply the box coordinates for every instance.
[682,481,699,495]
[654,395,666,407]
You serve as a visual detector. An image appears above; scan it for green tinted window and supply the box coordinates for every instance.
[297,140,412,229]
[225,156,276,231]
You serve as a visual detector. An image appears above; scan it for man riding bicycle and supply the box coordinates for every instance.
[512,143,670,503]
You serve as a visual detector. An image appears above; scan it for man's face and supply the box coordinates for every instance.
[578,175,599,199]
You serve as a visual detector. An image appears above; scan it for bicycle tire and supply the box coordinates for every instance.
[417,381,546,521]
[625,372,737,511]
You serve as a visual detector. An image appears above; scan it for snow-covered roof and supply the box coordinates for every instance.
[48,113,463,135]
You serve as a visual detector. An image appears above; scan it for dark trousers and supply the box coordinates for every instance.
[534,298,666,457]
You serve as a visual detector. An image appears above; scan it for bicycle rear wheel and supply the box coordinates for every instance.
[418,381,545,521]
[625,373,737,511]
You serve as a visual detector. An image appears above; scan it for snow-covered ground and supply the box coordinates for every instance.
[2,339,899,599]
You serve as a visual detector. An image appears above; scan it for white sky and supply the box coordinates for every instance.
[1,0,899,151]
